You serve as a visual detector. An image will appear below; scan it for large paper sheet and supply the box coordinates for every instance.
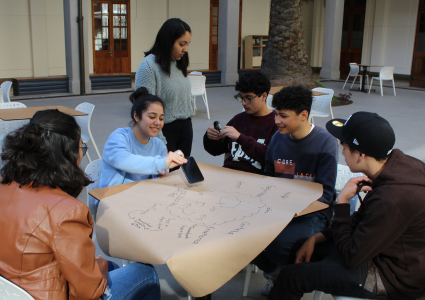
[95,163,325,297]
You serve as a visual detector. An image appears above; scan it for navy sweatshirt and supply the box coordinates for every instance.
[264,126,338,222]
[203,111,278,175]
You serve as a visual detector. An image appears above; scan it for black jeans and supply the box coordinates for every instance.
[268,238,388,300]
[162,117,193,158]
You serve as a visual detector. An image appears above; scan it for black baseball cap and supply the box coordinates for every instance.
[326,112,395,158]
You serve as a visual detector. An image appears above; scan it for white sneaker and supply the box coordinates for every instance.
[261,272,276,296]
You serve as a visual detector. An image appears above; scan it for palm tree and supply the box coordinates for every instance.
[261,0,315,87]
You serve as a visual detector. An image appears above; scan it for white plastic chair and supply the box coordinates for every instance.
[266,94,273,107]
[188,75,210,119]
[85,159,102,223]
[242,263,258,296]
[309,88,334,124]
[335,164,365,214]
[84,159,130,267]
[1,81,13,103]
[0,102,26,109]
[0,102,29,156]
[0,276,35,299]
[342,63,368,90]
[368,67,396,96]
[75,103,101,162]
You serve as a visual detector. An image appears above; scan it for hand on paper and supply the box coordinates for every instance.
[206,126,221,141]
[337,176,372,204]
[165,150,187,169]
[220,126,241,141]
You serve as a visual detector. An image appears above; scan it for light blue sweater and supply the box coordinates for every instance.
[135,54,193,144]
[98,127,168,190]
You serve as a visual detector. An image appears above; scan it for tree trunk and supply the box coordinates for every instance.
[261,0,315,88]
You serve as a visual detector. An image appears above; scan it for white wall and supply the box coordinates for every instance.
[365,0,418,74]
[302,0,315,63]
[382,0,418,75]
[0,0,66,78]
[87,0,210,74]
[240,0,270,68]
[169,0,210,71]
[308,0,325,68]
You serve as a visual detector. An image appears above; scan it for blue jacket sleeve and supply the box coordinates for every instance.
[151,143,169,179]
[103,130,168,175]
[315,136,338,205]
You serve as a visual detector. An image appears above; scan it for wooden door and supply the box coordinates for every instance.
[209,0,219,70]
[93,0,131,74]
[411,0,425,80]
[340,0,366,73]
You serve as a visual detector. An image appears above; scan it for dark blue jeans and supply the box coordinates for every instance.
[162,117,193,158]
[268,238,388,300]
[252,212,328,273]
[103,261,160,300]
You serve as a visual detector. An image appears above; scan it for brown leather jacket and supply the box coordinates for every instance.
[0,181,108,300]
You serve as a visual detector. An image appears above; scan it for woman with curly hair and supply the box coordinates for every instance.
[0,109,160,300]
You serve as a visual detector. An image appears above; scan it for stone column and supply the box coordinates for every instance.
[63,0,91,94]
[320,0,344,79]
[63,0,80,94]
[29,0,49,77]
[310,0,326,68]
[369,0,388,73]
[82,0,92,93]
[218,0,239,85]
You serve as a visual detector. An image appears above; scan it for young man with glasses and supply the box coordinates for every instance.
[252,85,338,296]
[203,71,278,174]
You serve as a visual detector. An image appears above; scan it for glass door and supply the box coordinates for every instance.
[93,1,130,74]
[411,0,425,80]
[339,0,366,74]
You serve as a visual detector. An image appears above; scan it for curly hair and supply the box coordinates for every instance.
[145,18,191,77]
[272,85,312,115]
[235,71,271,95]
[1,109,92,198]
[129,87,165,126]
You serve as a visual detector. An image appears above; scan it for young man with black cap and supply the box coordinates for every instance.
[203,71,278,174]
[252,86,339,296]
[268,111,425,300]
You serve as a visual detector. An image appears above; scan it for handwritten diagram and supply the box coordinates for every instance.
[95,163,323,297]
[127,183,273,244]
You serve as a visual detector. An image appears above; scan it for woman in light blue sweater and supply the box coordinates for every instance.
[98,87,187,192]
[135,18,194,158]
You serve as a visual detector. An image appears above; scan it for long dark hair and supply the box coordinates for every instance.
[129,87,165,126]
[144,18,191,77]
[1,109,92,198]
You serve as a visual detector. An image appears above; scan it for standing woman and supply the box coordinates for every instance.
[135,18,193,158]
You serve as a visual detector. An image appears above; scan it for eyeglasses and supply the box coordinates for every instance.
[234,94,261,104]
[80,143,88,157]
